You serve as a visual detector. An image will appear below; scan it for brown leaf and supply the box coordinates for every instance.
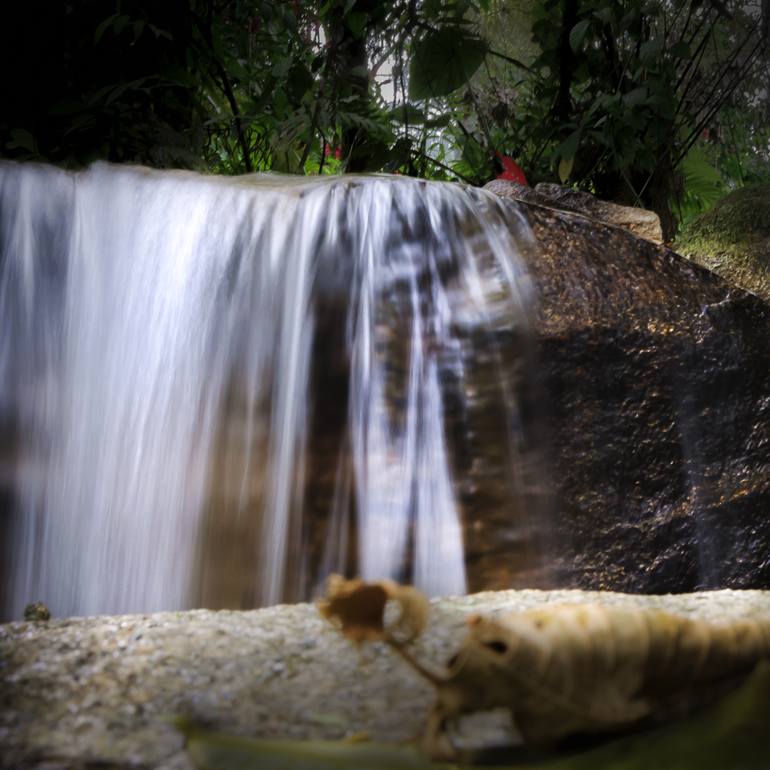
[317,575,429,645]
[424,603,770,758]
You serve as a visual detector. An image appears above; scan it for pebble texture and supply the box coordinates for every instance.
[3,589,770,769]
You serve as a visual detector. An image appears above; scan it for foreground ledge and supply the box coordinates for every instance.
[3,589,770,770]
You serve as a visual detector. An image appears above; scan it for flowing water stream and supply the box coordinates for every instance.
[0,162,541,619]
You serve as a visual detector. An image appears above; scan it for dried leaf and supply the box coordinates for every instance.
[317,575,429,644]
[424,603,770,756]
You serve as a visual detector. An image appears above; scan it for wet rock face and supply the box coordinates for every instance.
[500,191,770,592]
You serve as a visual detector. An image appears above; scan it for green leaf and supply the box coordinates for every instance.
[271,57,292,79]
[622,86,648,107]
[425,114,451,128]
[345,12,367,38]
[682,147,724,207]
[619,7,640,31]
[287,64,314,100]
[409,28,487,100]
[385,137,413,171]
[94,14,118,43]
[640,38,663,62]
[282,7,298,32]
[558,154,575,183]
[593,6,614,25]
[669,40,691,59]
[569,19,591,52]
[8,129,35,153]
[389,103,425,125]
[148,23,173,41]
[112,14,130,36]
[555,128,581,162]
[227,58,253,83]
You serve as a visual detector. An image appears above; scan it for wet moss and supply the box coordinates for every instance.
[676,185,770,300]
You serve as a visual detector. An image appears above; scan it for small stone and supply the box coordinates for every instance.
[23,602,51,622]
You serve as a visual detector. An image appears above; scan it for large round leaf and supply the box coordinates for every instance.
[409,28,487,100]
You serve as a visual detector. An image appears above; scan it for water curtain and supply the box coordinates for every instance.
[0,163,535,618]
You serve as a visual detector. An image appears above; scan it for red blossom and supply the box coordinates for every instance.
[324,143,342,159]
[496,153,528,186]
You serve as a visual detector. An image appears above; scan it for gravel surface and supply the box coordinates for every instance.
[3,589,770,769]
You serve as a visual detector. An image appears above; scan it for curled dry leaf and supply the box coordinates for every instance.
[425,603,770,758]
[317,574,429,645]
[319,580,770,761]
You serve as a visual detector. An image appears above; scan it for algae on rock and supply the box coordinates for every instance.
[676,185,770,301]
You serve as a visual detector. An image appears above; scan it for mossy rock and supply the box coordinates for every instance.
[676,185,770,300]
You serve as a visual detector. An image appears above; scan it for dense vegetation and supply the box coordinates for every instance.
[1,0,768,236]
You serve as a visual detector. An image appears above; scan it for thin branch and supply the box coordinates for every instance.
[411,149,476,184]
[192,14,253,172]
[487,47,536,74]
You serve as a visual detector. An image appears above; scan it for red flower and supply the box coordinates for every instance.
[324,143,342,160]
[496,153,528,186]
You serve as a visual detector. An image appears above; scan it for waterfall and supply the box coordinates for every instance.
[0,162,536,619]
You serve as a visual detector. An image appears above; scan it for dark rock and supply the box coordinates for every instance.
[494,189,770,592]
[23,602,50,622]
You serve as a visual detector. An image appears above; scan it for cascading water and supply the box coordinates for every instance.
[0,161,541,619]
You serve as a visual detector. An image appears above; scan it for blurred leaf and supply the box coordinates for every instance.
[181,662,770,770]
[409,28,487,100]
[287,64,314,100]
[390,103,425,125]
[622,87,648,107]
[384,137,413,171]
[423,0,443,15]
[179,719,433,770]
[555,128,580,162]
[94,14,119,43]
[8,129,35,152]
[619,7,640,31]
[593,6,614,25]
[132,20,146,41]
[271,57,292,79]
[669,41,691,59]
[425,114,451,128]
[569,19,591,52]
[640,38,663,63]
[679,146,725,220]
[345,12,368,38]
[112,14,130,36]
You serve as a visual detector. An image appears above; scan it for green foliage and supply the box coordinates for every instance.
[0,0,491,177]
[409,28,487,99]
[678,147,725,225]
[449,0,769,236]
[1,0,766,226]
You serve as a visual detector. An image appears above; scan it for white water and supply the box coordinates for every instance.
[0,162,534,618]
